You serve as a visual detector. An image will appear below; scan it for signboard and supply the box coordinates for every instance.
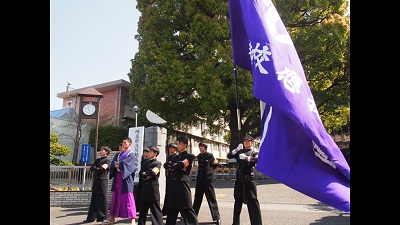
[80,144,91,163]
[129,126,145,184]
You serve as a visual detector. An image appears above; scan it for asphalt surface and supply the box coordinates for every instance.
[50,179,350,225]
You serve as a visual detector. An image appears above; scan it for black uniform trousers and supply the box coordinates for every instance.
[162,176,172,216]
[166,207,199,225]
[165,151,199,225]
[232,178,262,225]
[135,181,143,212]
[138,200,164,225]
[87,192,108,222]
[86,156,110,222]
[192,180,220,221]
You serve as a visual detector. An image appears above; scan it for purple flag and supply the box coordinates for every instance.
[228,0,350,213]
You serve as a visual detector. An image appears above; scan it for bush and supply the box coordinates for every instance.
[50,133,74,166]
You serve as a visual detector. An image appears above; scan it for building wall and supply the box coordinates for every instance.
[58,81,133,127]
[97,89,119,125]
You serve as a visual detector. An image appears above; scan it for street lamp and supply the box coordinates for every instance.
[133,105,139,127]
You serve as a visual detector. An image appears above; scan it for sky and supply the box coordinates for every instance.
[50,0,140,110]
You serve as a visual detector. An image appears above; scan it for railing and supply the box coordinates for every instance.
[189,166,269,181]
[50,165,270,191]
[50,166,94,190]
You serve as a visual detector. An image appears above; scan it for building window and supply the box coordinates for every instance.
[67,101,72,108]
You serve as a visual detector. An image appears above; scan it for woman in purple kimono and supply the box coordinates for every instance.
[102,137,137,225]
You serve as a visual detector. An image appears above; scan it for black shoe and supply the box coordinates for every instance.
[216,219,221,225]
[82,219,95,223]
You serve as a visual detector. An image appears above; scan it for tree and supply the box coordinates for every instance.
[88,125,129,152]
[274,0,350,133]
[128,0,350,148]
[50,133,74,166]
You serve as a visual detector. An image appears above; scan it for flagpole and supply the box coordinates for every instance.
[233,64,248,204]
[229,0,247,204]
[233,66,241,139]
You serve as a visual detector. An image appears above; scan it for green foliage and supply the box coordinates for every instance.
[50,133,74,166]
[88,125,128,152]
[274,0,350,133]
[129,0,350,147]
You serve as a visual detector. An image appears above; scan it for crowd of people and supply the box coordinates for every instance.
[84,135,261,225]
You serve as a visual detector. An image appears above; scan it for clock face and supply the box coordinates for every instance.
[82,103,96,116]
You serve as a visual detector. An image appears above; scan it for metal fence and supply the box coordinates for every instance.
[189,165,270,181]
[50,166,94,190]
[50,165,270,191]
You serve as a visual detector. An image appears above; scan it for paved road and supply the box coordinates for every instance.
[50,179,350,225]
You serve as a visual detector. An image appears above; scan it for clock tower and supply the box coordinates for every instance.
[72,88,103,165]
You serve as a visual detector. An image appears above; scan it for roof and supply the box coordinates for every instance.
[76,87,103,97]
[57,79,130,99]
[50,108,77,119]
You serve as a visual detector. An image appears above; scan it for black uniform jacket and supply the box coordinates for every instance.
[164,152,179,178]
[166,151,195,209]
[196,151,217,182]
[139,158,162,201]
[137,156,148,185]
[227,148,258,179]
[90,156,111,193]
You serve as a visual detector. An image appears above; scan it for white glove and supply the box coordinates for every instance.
[231,143,243,155]
[239,153,246,160]
[247,156,252,162]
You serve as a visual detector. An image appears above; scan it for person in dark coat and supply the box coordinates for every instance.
[83,146,111,223]
[227,135,262,225]
[137,146,163,225]
[165,136,199,225]
[192,142,221,225]
[162,143,179,216]
[135,147,150,212]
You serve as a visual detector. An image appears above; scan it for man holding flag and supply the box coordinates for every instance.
[228,0,350,213]
[227,135,262,225]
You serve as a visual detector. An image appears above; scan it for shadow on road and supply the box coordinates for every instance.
[309,213,350,225]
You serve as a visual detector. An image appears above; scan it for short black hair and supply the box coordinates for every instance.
[100,146,111,155]
[198,142,208,149]
[176,136,188,145]
[149,145,160,156]
[123,137,132,144]
[168,143,178,149]
[243,135,254,141]
[143,147,150,153]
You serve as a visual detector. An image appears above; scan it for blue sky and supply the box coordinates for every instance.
[50,0,140,110]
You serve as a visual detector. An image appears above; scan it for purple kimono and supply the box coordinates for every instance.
[108,150,137,219]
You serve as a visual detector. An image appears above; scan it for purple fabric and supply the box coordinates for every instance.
[228,0,350,213]
[109,150,136,193]
[109,172,136,218]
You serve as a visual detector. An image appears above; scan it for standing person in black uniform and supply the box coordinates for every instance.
[192,142,221,225]
[83,146,111,223]
[162,143,179,216]
[137,146,163,225]
[135,147,150,213]
[227,135,262,225]
[165,136,199,225]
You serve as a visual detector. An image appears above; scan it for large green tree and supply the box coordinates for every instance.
[128,0,350,149]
